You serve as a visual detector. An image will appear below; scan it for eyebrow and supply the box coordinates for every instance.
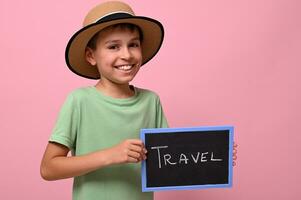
[104,37,140,44]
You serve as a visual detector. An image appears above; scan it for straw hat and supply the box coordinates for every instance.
[65,1,164,79]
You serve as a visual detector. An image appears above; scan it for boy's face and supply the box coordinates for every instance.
[85,26,142,85]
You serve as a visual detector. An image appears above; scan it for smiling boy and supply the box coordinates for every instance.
[40,1,168,200]
[85,24,143,98]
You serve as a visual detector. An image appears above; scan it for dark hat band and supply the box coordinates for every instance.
[96,12,134,23]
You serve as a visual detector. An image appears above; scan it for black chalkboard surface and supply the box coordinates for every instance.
[140,126,234,192]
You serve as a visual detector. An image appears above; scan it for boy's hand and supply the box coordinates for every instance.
[110,139,147,164]
[232,142,238,166]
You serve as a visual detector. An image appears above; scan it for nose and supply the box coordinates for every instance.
[120,47,131,60]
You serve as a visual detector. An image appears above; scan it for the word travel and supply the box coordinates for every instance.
[151,145,223,169]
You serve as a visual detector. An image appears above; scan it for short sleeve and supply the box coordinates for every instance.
[49,93,78,150]
[156,96,169,128]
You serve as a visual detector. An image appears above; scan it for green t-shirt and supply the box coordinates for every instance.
[49,86,168,200]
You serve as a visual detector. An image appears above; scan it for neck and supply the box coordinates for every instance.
[95,80,134,99]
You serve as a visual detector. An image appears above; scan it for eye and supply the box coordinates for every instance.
[129,42,141,48]
[107,44,119,50]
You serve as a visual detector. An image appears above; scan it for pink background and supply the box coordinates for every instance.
[1,0,300,199]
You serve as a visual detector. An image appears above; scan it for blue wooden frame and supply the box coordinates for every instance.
[140,126,234,192]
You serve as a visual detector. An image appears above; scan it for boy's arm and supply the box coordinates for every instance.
[40,140,147,181]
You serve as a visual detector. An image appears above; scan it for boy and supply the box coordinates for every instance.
[40,1,167,200]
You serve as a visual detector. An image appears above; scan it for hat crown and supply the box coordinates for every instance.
[83,1,135,27]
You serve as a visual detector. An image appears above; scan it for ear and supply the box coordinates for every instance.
[85,47,97,66]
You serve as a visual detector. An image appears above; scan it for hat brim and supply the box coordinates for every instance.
[65,16,164,79]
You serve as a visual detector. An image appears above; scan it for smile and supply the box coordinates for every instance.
[115,64,135,71]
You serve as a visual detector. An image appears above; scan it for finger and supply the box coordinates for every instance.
[135,150,147,161]
[129,153,145,162]
[129,144,143,153]
[233,148,237,154]
[128,144,147,160]
[127,139,143,146]
[127,156,139,163]
[130,144,148,157]
[140,144,148,154]
[232,161,236,166]
[128,151,142,160]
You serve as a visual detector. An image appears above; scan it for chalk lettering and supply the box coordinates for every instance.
[151,146,168,169]
[191,152,200,163]
[211,152,223,161]
[163,154,177,166]
[179,154,189,164]
[151,146,223,168]
[201,152,209,162]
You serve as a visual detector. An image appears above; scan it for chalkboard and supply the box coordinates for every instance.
[140,126,234,192]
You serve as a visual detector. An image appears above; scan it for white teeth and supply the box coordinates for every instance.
[117,65,133,70]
